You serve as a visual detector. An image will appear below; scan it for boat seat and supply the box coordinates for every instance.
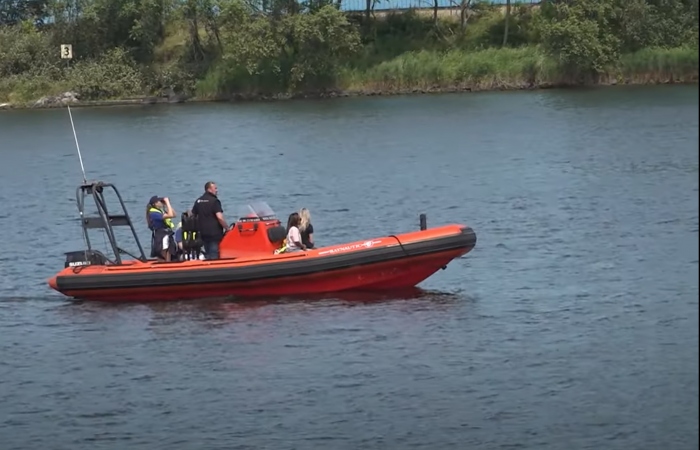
[267,225,286,244]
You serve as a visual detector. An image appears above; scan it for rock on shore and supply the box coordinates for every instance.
[32,91,80,108]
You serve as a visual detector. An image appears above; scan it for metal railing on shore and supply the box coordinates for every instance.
[247,0,540,13]
[337,0,539,12]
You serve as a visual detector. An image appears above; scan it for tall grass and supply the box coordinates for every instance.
[340,45,698,93]
[341,46,562,92]
[615,46,699,84]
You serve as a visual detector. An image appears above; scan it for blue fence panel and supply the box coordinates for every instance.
[338,0,539,11]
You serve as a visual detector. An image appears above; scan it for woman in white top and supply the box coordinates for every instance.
[285,212,307,252]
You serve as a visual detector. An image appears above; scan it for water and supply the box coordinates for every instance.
[0,85,698,449]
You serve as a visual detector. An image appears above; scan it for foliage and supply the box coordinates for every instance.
[536,0,621,74]
[0,0,697,103]
[198,5,361,96]
[460,4,537,50]
[0,21,55,77]
[535,0,699,75]
[66,48,145,99]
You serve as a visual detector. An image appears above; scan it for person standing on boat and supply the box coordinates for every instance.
[298,207,315,249]
[147,196,177,261]
[192,181,228,259]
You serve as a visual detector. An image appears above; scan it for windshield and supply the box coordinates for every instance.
[237,201,277,221]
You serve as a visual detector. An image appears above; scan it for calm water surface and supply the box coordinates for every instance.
[0,85,698,449]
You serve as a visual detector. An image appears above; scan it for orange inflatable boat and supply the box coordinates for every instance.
[48,181,477,302]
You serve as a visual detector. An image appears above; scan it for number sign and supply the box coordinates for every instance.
[61,44,73,59]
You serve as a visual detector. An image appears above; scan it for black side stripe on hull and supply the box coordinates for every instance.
[57,227,476,291]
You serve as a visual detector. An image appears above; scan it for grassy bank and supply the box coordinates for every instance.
[3,46,694,108]
[339,46,699,94]
[0,0,698,108]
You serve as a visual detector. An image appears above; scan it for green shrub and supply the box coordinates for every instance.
[65,48,145,99]
[0,22,58,77]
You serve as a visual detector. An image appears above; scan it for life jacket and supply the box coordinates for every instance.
[273,238,288,255]
[180,212,203,259]
[147,207,176,259]
[148,207,174,231]
[181,213,199,243]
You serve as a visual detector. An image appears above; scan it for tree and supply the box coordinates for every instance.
[537,0,621,74]
[0,0,49,26]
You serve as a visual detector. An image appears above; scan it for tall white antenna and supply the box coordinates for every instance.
[67,103,87,183]
[59,43,85,182]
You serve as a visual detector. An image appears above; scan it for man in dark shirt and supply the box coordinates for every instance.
[192,181,229,259]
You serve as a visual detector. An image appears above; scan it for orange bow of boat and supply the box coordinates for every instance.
[48,182,477,302]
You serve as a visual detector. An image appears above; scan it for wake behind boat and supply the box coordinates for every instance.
[47,181,477,302]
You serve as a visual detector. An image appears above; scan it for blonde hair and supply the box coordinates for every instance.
[299,208,311,232]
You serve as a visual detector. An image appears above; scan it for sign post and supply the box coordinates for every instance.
[60,44,75,106]
[61,44,73,75]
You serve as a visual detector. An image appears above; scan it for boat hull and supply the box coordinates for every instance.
[48,225,476,302]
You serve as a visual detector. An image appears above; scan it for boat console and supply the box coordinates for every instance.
[220,201,287,257]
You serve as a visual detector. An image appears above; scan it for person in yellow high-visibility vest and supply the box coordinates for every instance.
[146,196,177,261]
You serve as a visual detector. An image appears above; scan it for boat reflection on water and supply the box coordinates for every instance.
[58,286,470,324]
[206,288,469,324]
[45,287,475,347]
[219,286,465,309]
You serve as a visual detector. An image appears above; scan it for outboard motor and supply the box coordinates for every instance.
[64,250,109,268]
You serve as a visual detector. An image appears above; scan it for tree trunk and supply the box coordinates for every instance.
[185,0,204,62]
[460,0,470,30]
[502,0,510,46]
[189,17,204,62]
[433,0,438,25]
